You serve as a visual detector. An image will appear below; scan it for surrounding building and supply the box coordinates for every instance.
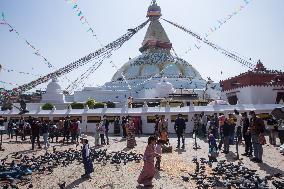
[221,60,284,105]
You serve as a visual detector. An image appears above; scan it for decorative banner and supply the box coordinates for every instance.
[1,12,53,68]
[162,18,256,69]
[64,0,103,46]
[1,66,42,77]
[204,0,252,38]
[0,80,19,86]
[7,20,149,93]
[183,0,252,55]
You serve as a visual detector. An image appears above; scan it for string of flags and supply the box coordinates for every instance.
[162,18,256,69]
[64,0,102,46]
[8,20,149,94]
[1,66,42,77]
[183,0,252,55]
[0,12,53,69]
[0,80,19,86]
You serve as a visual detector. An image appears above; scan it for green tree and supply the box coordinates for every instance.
[93,102,105,109]
[42,103,54,110]
[86,98,96,109]
[105,101,115,108]
[70,102,84,109]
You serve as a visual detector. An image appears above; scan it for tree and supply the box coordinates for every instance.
[105,101,115,108]
[93,102,105,109]
[70,102,84,109]
[86,98,96,109]
[42,103,54,110]
[1,102,12,111]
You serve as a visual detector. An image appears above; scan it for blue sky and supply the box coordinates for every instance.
[0,0,284,92]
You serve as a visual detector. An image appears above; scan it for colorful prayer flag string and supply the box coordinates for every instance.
[64,0,103,46]
[0,12,54,69]
[183,0,252,55]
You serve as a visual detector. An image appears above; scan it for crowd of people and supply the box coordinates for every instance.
[137,110,284,187]
[6,116,81,149]
[1,111,284,187]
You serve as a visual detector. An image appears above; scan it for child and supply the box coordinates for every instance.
[94,123,100,147]
[208,134,218,162]
[99,123,106,145]
[137,136,157,188]
[80,135,94,179]
[155,140,163,170]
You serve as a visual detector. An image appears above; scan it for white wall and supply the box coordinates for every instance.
[224,86,283,104]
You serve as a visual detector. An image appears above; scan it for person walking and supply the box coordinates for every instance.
[80,135,94,179]
[201,112,207,137]
[155,139,163,170]
[42,120,50,149]
[19,117,25,141]
[266,115,278,145]
[103,115,110,145]
[174,114,186,149]
[241,112,252,156]
[137,136,157,188]
[7,119,13,139]
[99,123,106,145]
[121,116,127,138]
[63,117,71,144]
[250,111,265,163]
[31,118,41,150]
[222,118,230,154]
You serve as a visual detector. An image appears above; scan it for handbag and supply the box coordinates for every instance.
[259,133,266,145]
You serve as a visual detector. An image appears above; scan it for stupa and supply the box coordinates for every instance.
[41,78,65,103]
[70,1,218,103]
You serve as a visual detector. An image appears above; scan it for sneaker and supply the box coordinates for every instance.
[255,159,263,163]
[250,157,258,162]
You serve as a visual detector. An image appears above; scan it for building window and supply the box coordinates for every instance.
[147,115,165,123]
[87,116,101,123]
[276,92,284,104]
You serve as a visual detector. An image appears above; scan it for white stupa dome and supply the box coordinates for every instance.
[41,78,65,103]
[46,78,62,94]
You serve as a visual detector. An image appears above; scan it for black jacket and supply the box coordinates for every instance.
[242,117,250,136]
[174,118,186,134]
[223,123,230,137]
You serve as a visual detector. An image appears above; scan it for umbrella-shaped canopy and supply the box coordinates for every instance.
[271,107,284,120]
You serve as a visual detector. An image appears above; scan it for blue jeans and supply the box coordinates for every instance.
[43,133,50,148]
[252,134,263,161]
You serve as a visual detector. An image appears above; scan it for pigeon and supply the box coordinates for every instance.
[181,176,190,182]
[58,182,66,189]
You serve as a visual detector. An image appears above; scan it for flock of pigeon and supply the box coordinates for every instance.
[181,157,284,189]
[0,147,143,189]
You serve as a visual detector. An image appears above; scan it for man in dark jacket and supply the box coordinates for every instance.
[63,117,71,144]
[31,118,41,150]
[250,111,265,163]
[103,115,110,145]
[174,114,186,149]
[223,118,230,154]
[241,112,252,156]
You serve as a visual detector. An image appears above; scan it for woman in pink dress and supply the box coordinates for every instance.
[137,136,157,187]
